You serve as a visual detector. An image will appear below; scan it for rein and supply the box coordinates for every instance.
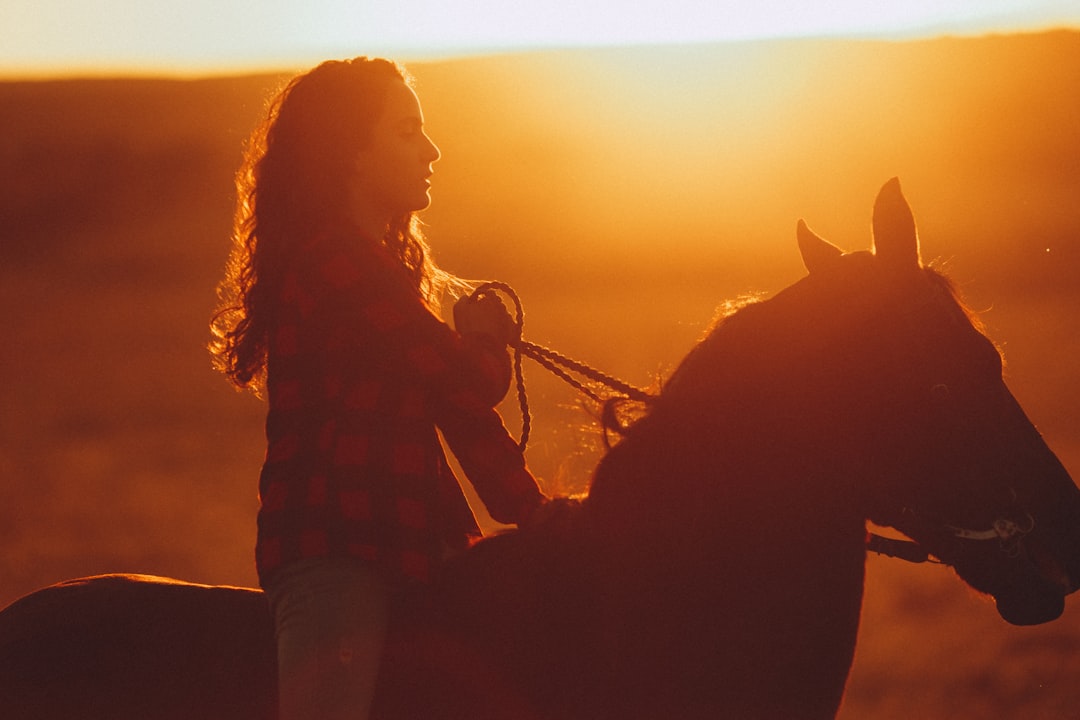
[469,281,1012,568]
[867,533,932,564]
[470,281,653,452]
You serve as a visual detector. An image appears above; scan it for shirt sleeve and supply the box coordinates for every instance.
[312,240,510,404]
[310,239,545,525]
[433,389,545,526]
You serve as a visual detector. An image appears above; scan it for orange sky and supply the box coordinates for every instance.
[2,0,1079,77]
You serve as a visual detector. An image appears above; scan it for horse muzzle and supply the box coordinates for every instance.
[994,537,1072,625]
[994,582,1065,626]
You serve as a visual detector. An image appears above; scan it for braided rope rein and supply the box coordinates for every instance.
[468,283,939,567]
[469,281,653,451]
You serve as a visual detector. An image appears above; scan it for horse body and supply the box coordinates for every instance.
[0,575,277,720]
[3,179,1079,719]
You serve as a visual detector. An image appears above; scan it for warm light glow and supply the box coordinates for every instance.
[1,0,1078,77]
[2,26,1079,718]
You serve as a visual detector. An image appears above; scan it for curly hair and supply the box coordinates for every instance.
[210,57,443,395]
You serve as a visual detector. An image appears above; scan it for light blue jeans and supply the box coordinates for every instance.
[265,557,390,720]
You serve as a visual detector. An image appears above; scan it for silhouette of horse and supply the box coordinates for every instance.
[2,179,1078,720]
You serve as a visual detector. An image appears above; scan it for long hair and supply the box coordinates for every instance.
[210,57,445,395]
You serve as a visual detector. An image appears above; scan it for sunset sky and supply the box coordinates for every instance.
[2,0,1079,77]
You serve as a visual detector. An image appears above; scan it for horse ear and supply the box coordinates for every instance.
[871,177,921,269]
[797,219,844,274]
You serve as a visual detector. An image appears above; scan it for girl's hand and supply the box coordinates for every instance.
[453,293,517,347]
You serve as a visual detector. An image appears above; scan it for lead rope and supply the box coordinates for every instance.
[471,282,934,565]
[468,281,652,451]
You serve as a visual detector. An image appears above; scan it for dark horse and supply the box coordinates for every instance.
[2,179,1079,719]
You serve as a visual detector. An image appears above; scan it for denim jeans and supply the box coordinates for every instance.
[265,557,390,720]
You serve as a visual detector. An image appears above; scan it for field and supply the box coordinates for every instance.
[2,33,1079,717]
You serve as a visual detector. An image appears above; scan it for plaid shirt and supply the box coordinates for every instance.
[255,231,544,587]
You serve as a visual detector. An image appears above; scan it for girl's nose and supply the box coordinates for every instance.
[424,133,440,163]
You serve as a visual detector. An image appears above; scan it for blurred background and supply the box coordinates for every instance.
[2,2,1079,717]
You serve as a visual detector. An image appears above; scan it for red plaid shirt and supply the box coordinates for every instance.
[255,230,544,587]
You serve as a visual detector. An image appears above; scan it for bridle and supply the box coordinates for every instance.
[950,514,1036,555]
[869,507,1037,565]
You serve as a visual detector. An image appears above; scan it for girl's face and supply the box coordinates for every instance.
[351,79,441,226]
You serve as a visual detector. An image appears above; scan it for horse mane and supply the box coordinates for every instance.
[601,261,984,441]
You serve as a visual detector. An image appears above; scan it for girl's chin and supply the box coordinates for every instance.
[411,191,433,213]
[380,184,434,216]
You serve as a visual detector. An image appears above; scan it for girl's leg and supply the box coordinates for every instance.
[267,557,390,720]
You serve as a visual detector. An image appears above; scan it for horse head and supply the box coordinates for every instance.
[797,178,1080,626]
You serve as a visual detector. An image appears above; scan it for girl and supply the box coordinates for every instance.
[210,57,546,720]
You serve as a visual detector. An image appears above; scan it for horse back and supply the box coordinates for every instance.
[0,574,277,720]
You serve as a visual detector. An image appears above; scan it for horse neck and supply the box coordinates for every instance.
[583,343,868,716]
[586,288,870,559]
[589,282,868,534]
[582,286,870,717]
[588,390,866,560]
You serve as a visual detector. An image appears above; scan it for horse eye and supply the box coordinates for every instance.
[930,383,950,401]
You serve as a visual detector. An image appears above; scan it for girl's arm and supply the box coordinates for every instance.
[310,239,545,523]
[313,240,510,403]
[432,391,544,526]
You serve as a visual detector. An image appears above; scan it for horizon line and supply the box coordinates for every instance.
[2,25,1077,82]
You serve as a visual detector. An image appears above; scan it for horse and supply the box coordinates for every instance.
[2,178,1078,720]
